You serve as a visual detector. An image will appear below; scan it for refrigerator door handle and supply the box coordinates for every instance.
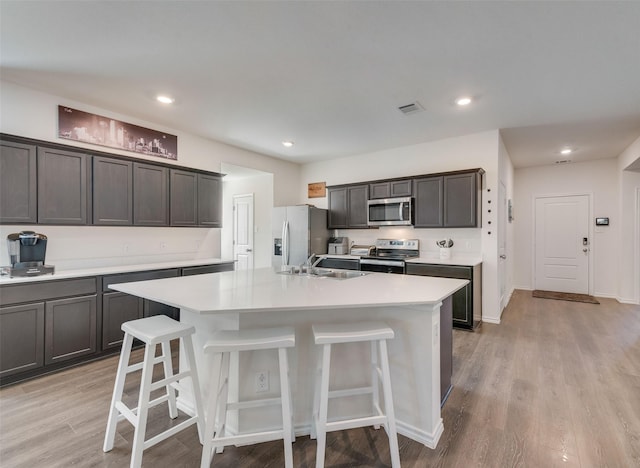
[282,221,290,266]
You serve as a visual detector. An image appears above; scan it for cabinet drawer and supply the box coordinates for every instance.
[102,269,179,292]
[0,277,97,306]
[405,263,472,280]
[181,263,234,276]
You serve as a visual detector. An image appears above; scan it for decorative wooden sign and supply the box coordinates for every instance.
[308,182,326,198]
[58,105,178,160]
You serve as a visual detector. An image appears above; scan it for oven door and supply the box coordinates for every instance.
[367,197,412,226]
[359,258,405,274]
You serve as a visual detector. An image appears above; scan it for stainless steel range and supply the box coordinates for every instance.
[359,239,419,274]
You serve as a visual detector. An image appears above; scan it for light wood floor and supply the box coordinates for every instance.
[1,290,639,467]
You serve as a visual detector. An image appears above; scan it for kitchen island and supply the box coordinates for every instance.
[110,267,467,449]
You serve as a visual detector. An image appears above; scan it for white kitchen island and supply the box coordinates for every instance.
[109,267,467,449]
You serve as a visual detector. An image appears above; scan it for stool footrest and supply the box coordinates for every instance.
[143,416,199,450]
[115,393,174,424]
[126,354,167,374]
[328,386,373,399]
[324,414,387,433]
[211,428,286,448]
[149,370,191,392]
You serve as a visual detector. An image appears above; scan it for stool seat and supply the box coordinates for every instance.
[122,315,195,344]
[312,321,394,344]
[103,316,205,468]
[201,327,296,468]
[204,327,295,353]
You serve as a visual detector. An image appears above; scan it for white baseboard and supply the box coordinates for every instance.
[396,418,444,449]
[482,317,501,324]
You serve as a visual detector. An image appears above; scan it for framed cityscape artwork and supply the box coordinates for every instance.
[58,105,178,160]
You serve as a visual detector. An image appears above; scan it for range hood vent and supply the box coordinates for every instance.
[398,101,424,115]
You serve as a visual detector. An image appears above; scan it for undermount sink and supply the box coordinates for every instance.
[277,267,369,279]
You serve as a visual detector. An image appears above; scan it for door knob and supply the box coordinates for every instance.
[583,248,588,253]
[500,254,506,259]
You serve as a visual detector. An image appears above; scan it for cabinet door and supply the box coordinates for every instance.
[444,172,477,227]
[198,174,222,227]
[452,284,473,328]
[369,182,391,200]
[144,300,179,321]
[413,176,443,227]
[327,187,348,229]
[0,140,37,224]
[102,292,143,350]
[45,295,97,365]
[37,147,90,224]
[93,156,133,225]
[0,302,44,378]
[347,185,369,228]
[133,163,169,226]
[170,169,198,226]
[390,179,412,197]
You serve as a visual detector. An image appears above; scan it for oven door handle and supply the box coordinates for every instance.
[360,258,405,267]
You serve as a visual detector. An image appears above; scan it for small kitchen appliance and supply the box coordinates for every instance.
[5,231,55,277]
[349,244,376,256]
[327,237,349,255]
[359,239,419,274]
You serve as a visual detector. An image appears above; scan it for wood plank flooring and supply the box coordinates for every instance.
[1,289,639,467]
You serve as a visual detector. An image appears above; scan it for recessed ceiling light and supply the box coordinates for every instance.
[282,141,294,148]
[156,95,174,104]
[455,96,472,106]
[560,148,573,155]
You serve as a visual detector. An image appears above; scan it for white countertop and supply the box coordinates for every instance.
[0,258,234,285]
[109,267,468,314]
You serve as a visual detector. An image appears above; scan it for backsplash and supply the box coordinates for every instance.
[0,225,220,271]
[332,226,482,257]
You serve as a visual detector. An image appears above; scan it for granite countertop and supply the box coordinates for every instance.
[110,267,468,314]
[0,258,235,285]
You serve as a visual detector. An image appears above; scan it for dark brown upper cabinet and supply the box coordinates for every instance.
[37,147,91,225]
[0,140,37,224]
[93,156,133,225]
[369,179,412,199]
[133,163,169,226]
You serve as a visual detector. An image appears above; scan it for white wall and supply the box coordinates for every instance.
[299,130,505,323]
[498,134,516,310]
[221,169,274,268]
[617,136,640,303]
[513,159,620,298]
[0,80,300,269]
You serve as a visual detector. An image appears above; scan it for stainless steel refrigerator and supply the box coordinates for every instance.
[272,205,329,269]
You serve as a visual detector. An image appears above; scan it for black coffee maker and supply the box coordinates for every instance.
[6,231,55,277]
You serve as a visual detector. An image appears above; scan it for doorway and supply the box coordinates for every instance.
[534,194,591,294]
[233,194,254,270]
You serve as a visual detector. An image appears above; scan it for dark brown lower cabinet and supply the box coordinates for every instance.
[101,292,143,350]
[45,295,97,364]
[405,262,482,330]
[0,303,45,378]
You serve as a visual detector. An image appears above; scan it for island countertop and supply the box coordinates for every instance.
[109,267,468,313]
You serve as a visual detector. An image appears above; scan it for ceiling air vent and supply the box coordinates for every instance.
[555,159,572,165]
[398,101,424,115]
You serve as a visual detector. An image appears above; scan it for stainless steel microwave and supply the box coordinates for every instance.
[367,196,413,226]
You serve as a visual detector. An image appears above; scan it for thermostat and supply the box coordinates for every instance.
[595,217,609,226]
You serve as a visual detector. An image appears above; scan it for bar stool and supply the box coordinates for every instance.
[311,321,400,468]
[200,327,296,468]
[103,315,205,468]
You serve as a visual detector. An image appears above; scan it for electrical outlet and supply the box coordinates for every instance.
[255,370,269,393]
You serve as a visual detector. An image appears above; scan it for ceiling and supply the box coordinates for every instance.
[1,1,639,169]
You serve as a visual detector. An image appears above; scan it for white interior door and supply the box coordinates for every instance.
[233,194,254,270]
[534,195,590,294]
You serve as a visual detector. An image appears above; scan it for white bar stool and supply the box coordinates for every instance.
[200,327,296,468]
[103,315,205,468]
[311,321,401,468]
